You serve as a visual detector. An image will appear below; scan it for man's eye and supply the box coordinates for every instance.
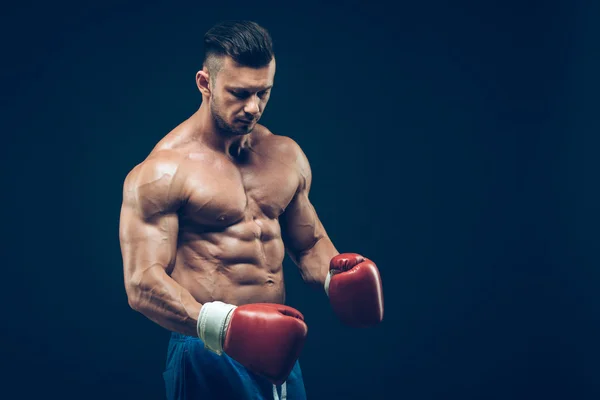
[258,91,269,99]
[232,91,249,99]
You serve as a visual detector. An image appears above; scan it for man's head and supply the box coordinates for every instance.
[197,20,276,136]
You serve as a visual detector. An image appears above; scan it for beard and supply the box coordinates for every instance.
[210,96,254,136]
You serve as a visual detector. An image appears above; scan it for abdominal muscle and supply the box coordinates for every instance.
[170,217,287,306]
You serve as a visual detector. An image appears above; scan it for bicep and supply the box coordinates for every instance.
[280,139,326,255]
[119,163,182,287]
[119,204,179,286]
[281,189,325,259]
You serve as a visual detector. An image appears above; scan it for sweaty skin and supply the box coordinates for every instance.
[119,57,339,337]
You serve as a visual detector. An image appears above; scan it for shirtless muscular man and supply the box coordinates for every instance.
[119,20,384,400]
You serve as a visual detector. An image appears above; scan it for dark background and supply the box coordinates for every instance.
[2,0,599,399]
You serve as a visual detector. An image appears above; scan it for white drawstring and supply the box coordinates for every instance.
[272,382,287,400]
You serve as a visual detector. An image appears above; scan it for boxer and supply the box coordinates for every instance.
[119,20,383,400]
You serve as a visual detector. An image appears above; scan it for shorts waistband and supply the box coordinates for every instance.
[169,331,202,342]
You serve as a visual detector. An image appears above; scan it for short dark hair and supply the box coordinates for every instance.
[203,20,274,76]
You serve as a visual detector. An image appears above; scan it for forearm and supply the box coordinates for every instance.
[294,236,339,289]
[126,264,202,337]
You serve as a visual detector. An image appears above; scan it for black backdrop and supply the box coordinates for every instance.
[2,0,599,399]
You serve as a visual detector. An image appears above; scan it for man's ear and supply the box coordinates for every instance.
[196,69,211,96]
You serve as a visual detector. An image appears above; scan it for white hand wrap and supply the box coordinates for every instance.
[197,301,237,355]
[324,271,333,297]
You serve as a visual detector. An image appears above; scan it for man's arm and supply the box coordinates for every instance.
[280,144,339,289]
[119,155,201,336]
[280,141,384,327]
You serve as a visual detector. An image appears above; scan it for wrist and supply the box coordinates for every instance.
[324,270,333,297]
[197,301,237,355]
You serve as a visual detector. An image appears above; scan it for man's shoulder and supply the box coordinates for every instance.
[255,126,311,186]
[122,150,190,211]
[125,150,186,187]
[255,125,305,159]
[122,150,189,216]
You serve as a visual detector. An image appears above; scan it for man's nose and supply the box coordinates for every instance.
[244,95,260,116]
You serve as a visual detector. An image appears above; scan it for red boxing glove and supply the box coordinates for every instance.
[198,302,308,385]
[325,253,384,328]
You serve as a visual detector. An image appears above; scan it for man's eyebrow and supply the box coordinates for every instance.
[227,85,273,92]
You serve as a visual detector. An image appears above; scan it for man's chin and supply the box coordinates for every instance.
[234,124,255,135]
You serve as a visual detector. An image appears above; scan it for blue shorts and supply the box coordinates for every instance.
[163,332,307,400]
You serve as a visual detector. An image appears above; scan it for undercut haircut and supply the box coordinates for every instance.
[203,20,274,81]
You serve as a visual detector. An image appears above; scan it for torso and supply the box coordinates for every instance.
[152,124,301,306]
